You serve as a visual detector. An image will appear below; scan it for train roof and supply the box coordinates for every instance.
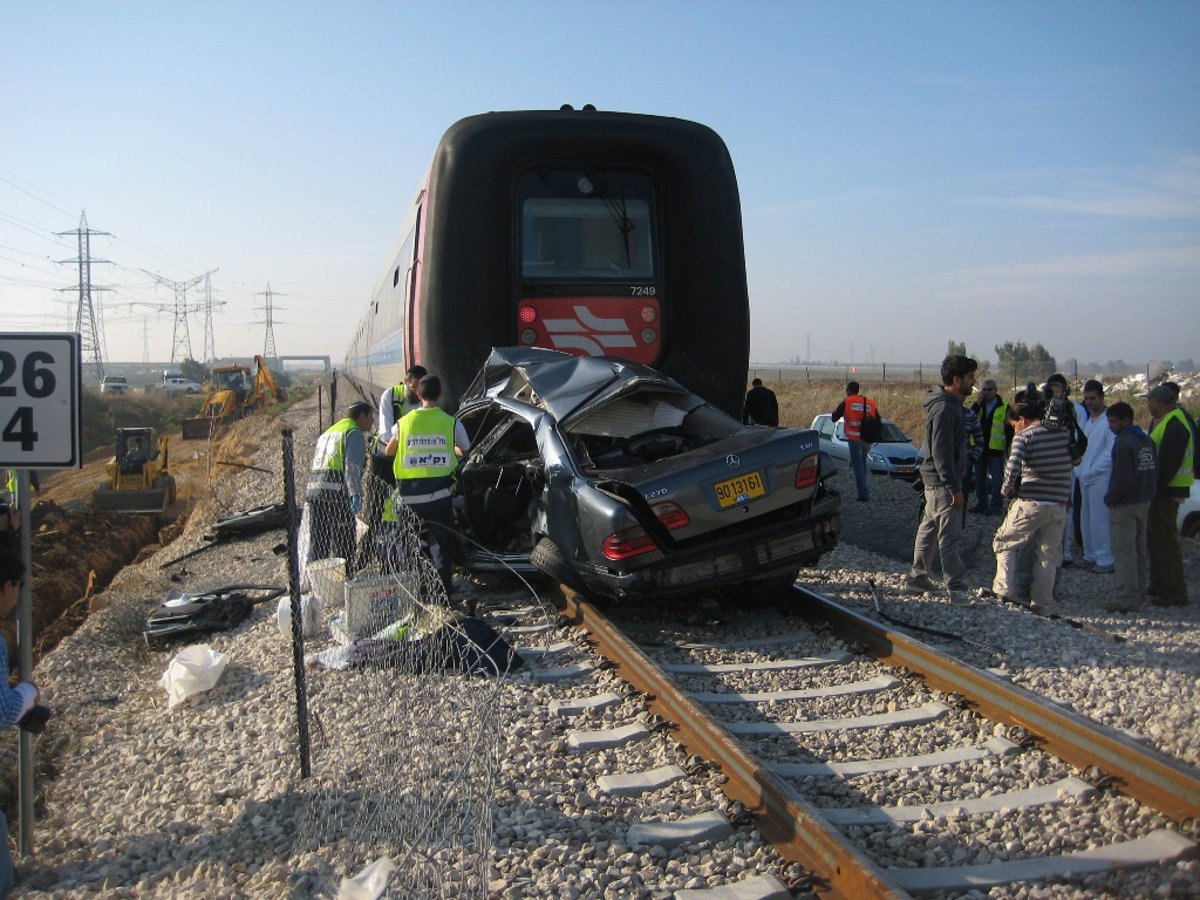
[435,107,733,166]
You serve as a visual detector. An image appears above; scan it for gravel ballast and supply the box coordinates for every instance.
[4,405,1198,897]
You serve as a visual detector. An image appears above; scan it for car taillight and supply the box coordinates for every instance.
[602,502,690,560]
[602,527,656,560]
[652,501,689,530]
[795,453,819,489]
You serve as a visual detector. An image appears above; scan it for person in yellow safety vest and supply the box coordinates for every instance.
[0,469,37,551]
[1144,384,1194,607]
[969,380,1011,515]
[376,364,427,441]
[305,401,375,575]
[383,374,471,599]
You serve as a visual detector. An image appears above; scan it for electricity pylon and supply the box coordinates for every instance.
[144,268,218,364]
[256,284,282,362]
[56,211,111,382]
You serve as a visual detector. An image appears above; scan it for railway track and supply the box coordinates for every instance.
[531,583,1200,897]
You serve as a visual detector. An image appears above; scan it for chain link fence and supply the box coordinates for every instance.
[287,400,541,897]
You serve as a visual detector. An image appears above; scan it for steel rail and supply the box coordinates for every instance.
[793,586,1200,825]
[556,587,910,900]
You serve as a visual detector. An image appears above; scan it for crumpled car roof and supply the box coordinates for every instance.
[461,347,685,422]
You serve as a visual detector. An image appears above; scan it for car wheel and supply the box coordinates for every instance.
[530,538,583,591]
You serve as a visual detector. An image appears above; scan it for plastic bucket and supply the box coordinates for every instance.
[307,558,346,607]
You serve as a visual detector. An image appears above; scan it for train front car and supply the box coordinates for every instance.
[346,108,751,416]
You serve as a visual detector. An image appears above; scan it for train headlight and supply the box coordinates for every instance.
[577,176,594,195]
[641,327,657,344]
[520,328,538,345]
[518,305,537,324]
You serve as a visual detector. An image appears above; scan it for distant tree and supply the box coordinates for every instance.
[947,339,967,358]
[179,358,210,384]
[1178,358,1197,372]
[994,341,1057,389]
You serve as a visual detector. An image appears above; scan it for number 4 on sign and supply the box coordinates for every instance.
[2,408,37,452]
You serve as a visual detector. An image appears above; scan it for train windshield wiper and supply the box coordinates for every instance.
[585,170,635,269]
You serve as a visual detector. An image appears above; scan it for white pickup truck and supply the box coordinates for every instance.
[99,375,130,395]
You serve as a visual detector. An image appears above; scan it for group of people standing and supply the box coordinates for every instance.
[905,355,1194,614]
[304,364,470,602]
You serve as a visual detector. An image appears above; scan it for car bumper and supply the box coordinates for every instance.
[578,494,841,602]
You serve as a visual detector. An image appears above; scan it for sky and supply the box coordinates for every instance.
[2,1,1198,372]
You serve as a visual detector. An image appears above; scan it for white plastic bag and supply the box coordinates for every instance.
[276,594,321,638]
[159,645,229,710]
[337,856,395,900]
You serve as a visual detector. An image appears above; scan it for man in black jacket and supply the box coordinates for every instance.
[742,378,779,427]
[1102,402,1157,612]
[906,355,977,601]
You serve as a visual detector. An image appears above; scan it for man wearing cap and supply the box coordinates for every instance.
[306,401,375,574]
[385,374,471,599]
[1145,384,1194,606]
[1044,373,1087,565]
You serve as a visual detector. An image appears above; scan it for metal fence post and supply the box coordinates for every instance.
[330,370,338,424]
[282,429,312,778]
[17,471,34,855]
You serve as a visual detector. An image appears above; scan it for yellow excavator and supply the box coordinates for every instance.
[181,355,285,440]
[92,427,177,513]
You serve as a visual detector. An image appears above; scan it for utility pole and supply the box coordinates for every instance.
[141,319,150,364]
[806,333,811,364]
[56,212,111,382]
[144,268,217,364]
[256,284,282,363]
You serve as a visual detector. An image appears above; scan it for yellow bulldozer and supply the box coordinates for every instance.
[92,427,177,513]
[181,355,286,440]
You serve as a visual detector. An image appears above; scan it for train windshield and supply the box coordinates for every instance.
[518,168,656,280]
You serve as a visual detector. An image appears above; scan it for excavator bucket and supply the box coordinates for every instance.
[91,477,175,514]
[181,415,229,440]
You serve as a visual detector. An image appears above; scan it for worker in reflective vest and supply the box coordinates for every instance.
[832,381,878,502]
[306,401,375,575]
[1145,384,1194,607]
[385,374,471,599]
[970,380,1011,515]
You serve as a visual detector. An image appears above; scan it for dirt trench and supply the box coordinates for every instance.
[9,418,271,667]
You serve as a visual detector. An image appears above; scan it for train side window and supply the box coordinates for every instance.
[393,267,399,287]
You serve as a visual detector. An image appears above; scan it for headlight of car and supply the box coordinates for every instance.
[867,452,887,465]
[914,455,925,466]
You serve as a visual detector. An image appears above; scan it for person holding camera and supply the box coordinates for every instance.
[989,387,1075,613]
[0,549,40,895]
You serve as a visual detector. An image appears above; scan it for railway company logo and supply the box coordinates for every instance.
[543,305,637,356]
[726,454,740,469]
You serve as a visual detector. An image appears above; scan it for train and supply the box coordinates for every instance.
[342,106,751,416]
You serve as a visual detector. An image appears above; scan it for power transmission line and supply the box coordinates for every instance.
[56,211,111,382]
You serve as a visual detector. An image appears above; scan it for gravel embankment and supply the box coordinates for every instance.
[3,404,1197,898]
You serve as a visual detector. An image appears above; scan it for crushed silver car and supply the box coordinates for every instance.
[453,348,840,603]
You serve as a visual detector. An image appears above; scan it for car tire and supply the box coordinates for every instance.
[530,538,583,591]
